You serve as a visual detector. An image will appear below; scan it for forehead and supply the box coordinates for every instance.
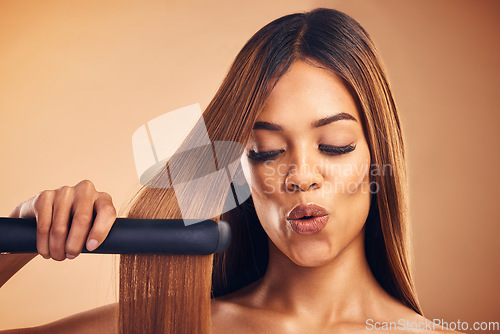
[256,60,360,126]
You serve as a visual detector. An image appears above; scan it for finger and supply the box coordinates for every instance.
[65,182,97,259]
[49,186,74,261]
[18,194,38,219]
[33,191,55,259]
[86,192,116,252]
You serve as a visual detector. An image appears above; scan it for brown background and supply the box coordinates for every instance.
[0,0,498,331]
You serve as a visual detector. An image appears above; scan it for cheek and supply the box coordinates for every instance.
[241,157,280,196]
[240,155,269,193]
[323,140,371,195]
[325,142,372,239]
[239,156,283,228]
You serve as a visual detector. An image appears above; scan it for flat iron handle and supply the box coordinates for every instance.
[0,217,230,255]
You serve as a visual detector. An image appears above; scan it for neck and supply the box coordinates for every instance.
[251,227,392,323]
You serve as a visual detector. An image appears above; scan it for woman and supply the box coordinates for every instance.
[1,7,449,333]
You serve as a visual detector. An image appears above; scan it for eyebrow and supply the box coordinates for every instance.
[252,112,357,131]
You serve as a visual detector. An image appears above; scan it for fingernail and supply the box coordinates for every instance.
[87,239,99,251]
[66,253,76,259]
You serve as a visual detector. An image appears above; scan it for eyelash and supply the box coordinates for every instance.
[247,144,356,161]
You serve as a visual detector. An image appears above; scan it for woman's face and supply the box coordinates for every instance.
[240,60,372,267]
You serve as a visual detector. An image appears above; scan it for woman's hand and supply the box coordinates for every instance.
[10,179,117,261]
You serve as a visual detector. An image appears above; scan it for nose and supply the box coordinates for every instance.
[284,151,323,192]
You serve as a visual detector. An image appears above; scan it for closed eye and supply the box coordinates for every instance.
[247,149,285,161]
[318,144,356,155]
[247,144,356,161]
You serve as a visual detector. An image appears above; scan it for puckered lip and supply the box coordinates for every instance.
[286,203,329,220]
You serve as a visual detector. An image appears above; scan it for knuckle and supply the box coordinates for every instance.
[77,179,96,191]
[37,224,51,235]
[55,186,73,199]
[34,190,54,212]
[97,190,109,197]
[50,224,68,238]
[97,191,113,201]
[72,212,93,225]
[57,185,71,192]
[38,190,55,202]
[101,204,117,217]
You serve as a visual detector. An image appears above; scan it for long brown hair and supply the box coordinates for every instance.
[118,7,422,333]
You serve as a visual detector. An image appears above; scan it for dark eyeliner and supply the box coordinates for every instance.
[319,144,356,155]
[247,149,285,161]
[247,144,355,161]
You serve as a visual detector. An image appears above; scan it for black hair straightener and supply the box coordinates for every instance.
[0,218,231,255]
[0,105,246,256]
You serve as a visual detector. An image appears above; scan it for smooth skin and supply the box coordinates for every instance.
[0,61,457,334]
[211,61,451,333]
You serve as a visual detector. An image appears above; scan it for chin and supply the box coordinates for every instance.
[286,241,339,267]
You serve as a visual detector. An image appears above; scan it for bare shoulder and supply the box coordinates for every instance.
[24,303,119,334]
[39,303,119,334]
[210,284,286,334]
[211,295,262,334]
[211,297,241,333]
